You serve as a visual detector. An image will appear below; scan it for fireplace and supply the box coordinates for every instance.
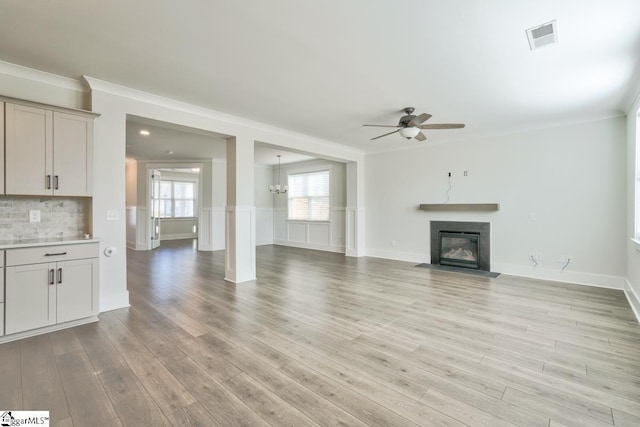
[430,221,490,272]
[439,232,479,269]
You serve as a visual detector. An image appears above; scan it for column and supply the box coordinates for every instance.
[345,161,365,257]
[225,136,256,283]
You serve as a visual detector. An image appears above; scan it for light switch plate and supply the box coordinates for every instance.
[29,210,41,223]
[106,210,120,221]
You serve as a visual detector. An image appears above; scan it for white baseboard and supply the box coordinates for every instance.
[624,279,640,324]
[126,240,136,250]
[273,239,345,253]
[492,262,625,290]
[160,233,197,241]
[0,316,99,344]
[365,248,626,290]
[366,248,427,264]
[99,290,130,312]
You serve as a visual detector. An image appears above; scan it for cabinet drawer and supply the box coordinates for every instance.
[6,243,99,266]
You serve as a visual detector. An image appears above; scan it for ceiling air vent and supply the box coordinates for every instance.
[526,20,558,50]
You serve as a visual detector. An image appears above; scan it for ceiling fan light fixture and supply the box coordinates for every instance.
[399,127,420,139]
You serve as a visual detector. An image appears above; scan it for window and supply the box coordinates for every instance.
[159,180,196,218]
[288,169,330,221]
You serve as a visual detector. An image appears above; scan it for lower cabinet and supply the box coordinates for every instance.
[0,253,4,336]
[4,243,98,336]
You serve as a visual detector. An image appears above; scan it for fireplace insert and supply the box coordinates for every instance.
[439,231,479,269]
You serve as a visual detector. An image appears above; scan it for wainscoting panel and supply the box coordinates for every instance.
[198,208,213,251]
[256,208,274,246]
[160,218,197,241]
[135,206,148,250]
[287,222,307,243]
[126,207,136,249]
[212,207,226,251]
[224,206,256,283]
[308,222,331,246]
[274,207,346,253]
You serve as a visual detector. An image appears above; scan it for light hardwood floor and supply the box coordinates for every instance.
[1,239,639,426]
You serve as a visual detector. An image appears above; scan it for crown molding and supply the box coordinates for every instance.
[0,60,85,92]
[82,76,364,161]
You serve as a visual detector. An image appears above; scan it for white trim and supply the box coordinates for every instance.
[366,248,427,264]
[490,262,625,289]
[273,241,346,253]
[366,249,626,290]
[83,76,362,159]
[198,208,214,251]
[0,316,99,344]
[224,205,256,283]
[624,279,640,324]
[0,60,86,92]
[160,233,198,241]
[631,237,640,252]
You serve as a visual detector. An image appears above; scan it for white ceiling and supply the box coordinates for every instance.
[1,1,639,153]
[126,115,317,165]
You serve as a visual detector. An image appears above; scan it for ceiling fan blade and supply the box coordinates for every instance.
[419,123,466,129]
[370,129,400,140]
[363,124,402,128]
[408,113,432,127]
[415,131,427,141]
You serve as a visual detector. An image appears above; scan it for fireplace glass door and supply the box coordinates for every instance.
[439,232,479,269]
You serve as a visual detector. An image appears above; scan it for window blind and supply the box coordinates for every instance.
[288,170,330,221]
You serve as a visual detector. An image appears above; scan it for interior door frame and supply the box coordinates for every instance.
[145,162,204,250]
[149,168,161,249]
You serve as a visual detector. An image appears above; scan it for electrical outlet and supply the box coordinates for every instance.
[106,210,120,221]
[29,210,41,223]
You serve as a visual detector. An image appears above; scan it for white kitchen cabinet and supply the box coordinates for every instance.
[5,103,94,196]
[4,243,99,336]
[0,102,4,195]
[5,262,56,334]
[0,251,4,336]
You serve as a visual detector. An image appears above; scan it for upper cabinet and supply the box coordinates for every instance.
[0,103,4,195]
[53,111,93,196]
[5,102,94,197]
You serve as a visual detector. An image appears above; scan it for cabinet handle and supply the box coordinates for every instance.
[46,175,52,190]
[54,175,59,190]
[49,269,55,285]
[57,268,62,284]
[45,252,67,257]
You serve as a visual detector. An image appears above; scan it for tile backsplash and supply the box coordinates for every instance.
[0,196,91,241]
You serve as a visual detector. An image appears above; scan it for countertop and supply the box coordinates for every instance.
[0,236,101,250]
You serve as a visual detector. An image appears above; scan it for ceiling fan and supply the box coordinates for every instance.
[363,107,465,141]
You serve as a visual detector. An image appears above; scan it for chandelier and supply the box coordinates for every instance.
[269,154,288,194]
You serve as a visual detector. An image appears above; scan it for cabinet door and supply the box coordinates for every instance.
[5,263,57,335]
[5,103,53,195]
[53,112,93,196]
[56,258,97,323]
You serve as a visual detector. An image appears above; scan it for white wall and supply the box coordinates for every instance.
[273,159,347,253]
[366,117,627,289]
[626,96,640,320]
[255,165,274,246]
